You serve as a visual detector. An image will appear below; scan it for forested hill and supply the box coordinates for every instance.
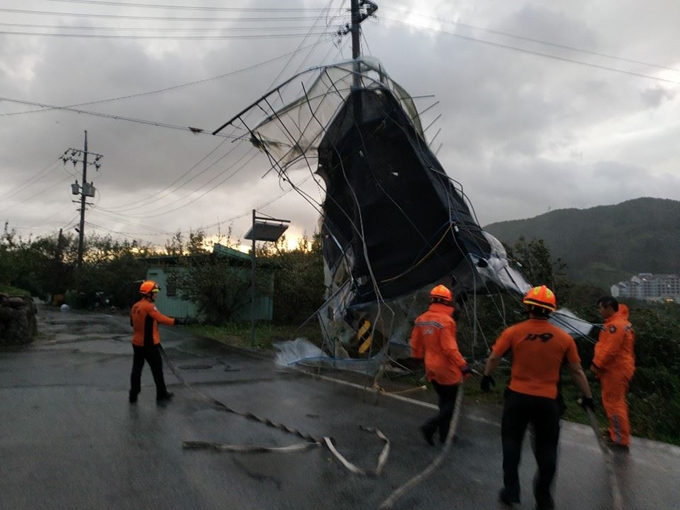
[484,197,680,288]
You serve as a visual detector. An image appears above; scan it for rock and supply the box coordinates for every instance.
[0,295,37,345]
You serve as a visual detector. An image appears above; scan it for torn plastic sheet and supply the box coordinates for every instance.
[274,337,387,375]
[549,308,596,339]
[218,57,533,366]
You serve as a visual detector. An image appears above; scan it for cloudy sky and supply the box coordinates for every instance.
[1,0,678,250]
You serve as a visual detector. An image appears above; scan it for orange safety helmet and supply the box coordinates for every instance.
[430,284,453,304]
[523,285,557,312]
[139,280,160,295]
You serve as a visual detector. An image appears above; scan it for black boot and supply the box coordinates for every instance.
[419,425,435,446]
[156,392,174,403]
[499,488,520,507]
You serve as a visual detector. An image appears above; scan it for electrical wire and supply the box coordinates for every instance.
[0,159,61,202]
[0,8,334,22]
[0,174,74,214]
[380,6,679,74]
[0,94,238,135]
[45,0,336,12]
[0,40,333,118]
[378,17,680,86]
[0,22,340,32]
[95,0,341,221]
[0,30,334,40]
[114,150,260,219]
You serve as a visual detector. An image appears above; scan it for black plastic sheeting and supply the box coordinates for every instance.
[316,88,490,306]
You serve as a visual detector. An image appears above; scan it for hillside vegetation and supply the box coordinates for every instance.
[485,197,680,288]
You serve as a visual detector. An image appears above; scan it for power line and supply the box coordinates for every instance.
[0,159,60,202]
[106,150,260,219]
[0,22,334,32]
[0,39,331,117]
[88,208,173,235]
[380,17,680,86]
[84,220,155,241]
[0,30,333,40]
[102,142,252,213]
[380,6,679,73]
[0,95,240,135]
[0,8,333,22]
[45,0,335,12]
[0,174,74,214]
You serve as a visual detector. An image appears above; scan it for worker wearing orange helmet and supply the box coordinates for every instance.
[591,296,635,449]
[129,280,181,404]
[410,284,471,445]
[481,285,593,510]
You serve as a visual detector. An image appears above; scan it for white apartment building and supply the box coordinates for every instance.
[611,273,680,301]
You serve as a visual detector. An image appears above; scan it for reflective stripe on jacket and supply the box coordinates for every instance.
[130,298,175,347]
[409,302,467,385]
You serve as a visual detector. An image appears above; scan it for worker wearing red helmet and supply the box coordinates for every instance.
[591,296,635,449]
[410,284,471,445]
[481,285,594,510]
[129,280,181,404]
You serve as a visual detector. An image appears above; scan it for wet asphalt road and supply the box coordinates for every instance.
[1,306,679,510]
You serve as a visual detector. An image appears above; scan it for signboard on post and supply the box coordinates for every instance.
[244,210,290,346]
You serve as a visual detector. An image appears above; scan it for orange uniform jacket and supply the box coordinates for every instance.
[130,298,175,347]
[492,319,581,399]
[410,302,467,385]
[593,306,635,378]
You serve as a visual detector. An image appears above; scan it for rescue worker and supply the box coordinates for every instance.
[410,284,471,446]
[481,285,594,510]
[591,296,635,449]
[129,280,180,403]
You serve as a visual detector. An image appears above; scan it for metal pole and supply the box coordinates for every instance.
[351,0,361,60]
[77,130,88,268]
[251,209,256,347]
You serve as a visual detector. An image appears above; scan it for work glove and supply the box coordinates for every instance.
[174,317,187,326]
[578,396,595,412]
[460,364,472,381]
[480,374,495,393]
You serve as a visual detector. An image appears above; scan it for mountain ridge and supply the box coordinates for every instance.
[483,197,680,288]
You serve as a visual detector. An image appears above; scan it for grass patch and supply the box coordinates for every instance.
[0,285,30,297]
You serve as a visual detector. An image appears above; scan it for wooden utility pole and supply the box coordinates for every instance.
[62,131,103,268]
[77,131,89,268]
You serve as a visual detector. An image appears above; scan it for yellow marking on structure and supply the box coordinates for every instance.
[357,320,373,353]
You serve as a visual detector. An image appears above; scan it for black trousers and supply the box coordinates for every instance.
[501,389,561,506]
[422,381,460,442]
[130,344,168,398]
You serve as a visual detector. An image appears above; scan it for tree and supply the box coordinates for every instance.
[264,233,325,324]
[167,228,269,324]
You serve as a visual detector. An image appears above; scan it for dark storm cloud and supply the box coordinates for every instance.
[1,0,679,243]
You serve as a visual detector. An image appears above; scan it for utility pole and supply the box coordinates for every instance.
[62,130,103,268]
[351,0,361,60]
[346,0,378,90]
[346,0,378,60]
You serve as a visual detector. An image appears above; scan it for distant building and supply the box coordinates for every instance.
[611,273,680,302]
[142,244,275,321]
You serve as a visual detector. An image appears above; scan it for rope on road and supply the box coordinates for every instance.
[585,408,624,510]
[183,441,318,453]
[159,345,390,476]
[378,384,465,510]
